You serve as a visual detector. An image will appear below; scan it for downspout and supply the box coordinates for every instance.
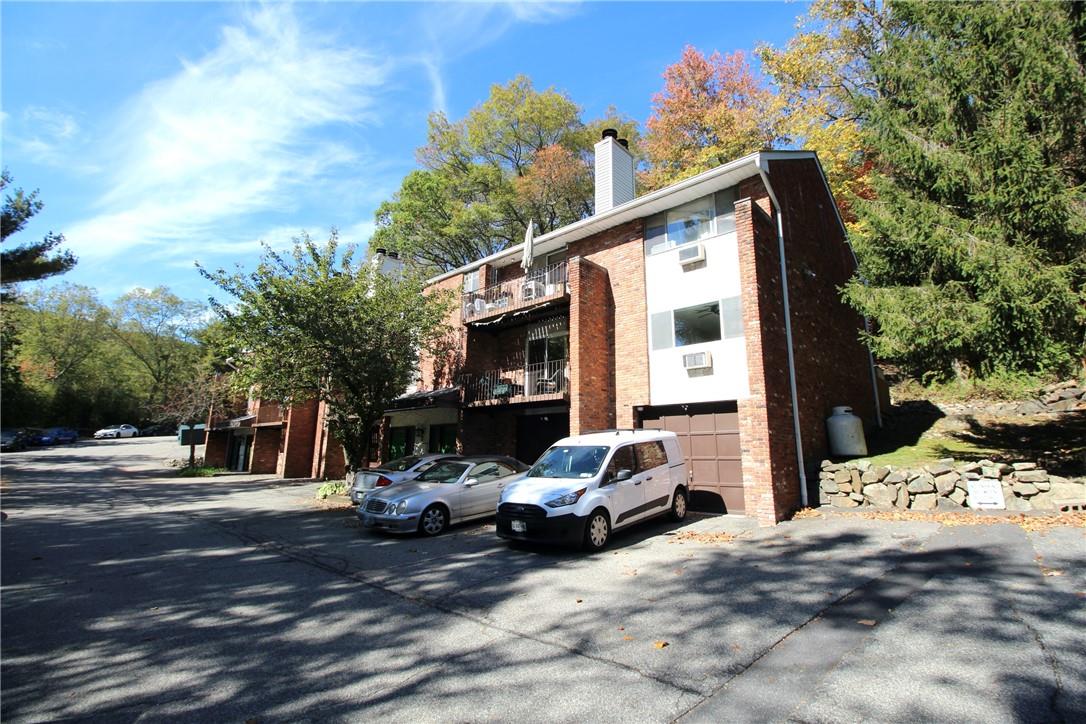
[755,157,808,509]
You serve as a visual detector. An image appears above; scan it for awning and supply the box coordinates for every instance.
[211,414,255,431]
[386,387,461,412]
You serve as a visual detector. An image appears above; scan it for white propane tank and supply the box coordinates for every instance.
[827,406,868,456]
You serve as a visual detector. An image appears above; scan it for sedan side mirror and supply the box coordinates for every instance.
[613,469,632,483]
[463,478,479,487]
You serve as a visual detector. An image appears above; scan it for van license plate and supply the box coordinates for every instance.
[511,520,526,533]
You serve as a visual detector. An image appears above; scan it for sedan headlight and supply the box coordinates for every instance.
[544,488,587,508]
[394,500,410,515]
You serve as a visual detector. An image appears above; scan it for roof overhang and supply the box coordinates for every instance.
[386,387,461,412]
[427,150,820,284]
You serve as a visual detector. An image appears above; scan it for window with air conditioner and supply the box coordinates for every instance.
[645,188,736,255]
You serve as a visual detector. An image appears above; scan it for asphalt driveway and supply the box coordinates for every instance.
[2,438,1082,722]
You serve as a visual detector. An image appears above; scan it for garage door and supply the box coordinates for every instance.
[642,405,744,513]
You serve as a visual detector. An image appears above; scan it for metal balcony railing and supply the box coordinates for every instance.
[462,261,568,323]
[462,359,569,404]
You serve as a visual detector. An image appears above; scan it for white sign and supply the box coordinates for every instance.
[967,479,1006,510]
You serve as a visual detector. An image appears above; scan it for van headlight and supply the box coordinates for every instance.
[544,488,586,508]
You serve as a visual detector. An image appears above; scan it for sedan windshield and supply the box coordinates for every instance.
[383,455,424,472]
[529,446,610,479]
[415,461,470,484]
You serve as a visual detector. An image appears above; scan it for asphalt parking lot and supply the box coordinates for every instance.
[2,438,1083,722]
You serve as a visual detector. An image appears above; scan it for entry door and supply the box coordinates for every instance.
[526,334,567,394]
[602,445,645,528]
[515,413,569,465]
[388,427,415,461]
[634,440,671,514]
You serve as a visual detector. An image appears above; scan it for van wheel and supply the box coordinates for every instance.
[669,488,688,522]
[418,505,448,536]
[583,509,611,551]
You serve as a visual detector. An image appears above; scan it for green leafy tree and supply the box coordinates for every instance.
[843,0,1086,380]
[373,76,638,272]
[108,287,205,409]
[198,231,454,471]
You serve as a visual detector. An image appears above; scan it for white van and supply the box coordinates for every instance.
[495,429,689,550]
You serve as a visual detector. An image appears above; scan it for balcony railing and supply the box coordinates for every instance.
[462,261,568,323]
[462,359,569,405]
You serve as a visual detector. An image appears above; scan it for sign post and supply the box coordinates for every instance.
[177,424,207,468]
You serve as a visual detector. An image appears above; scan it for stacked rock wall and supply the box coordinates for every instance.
[818,458,1085,512]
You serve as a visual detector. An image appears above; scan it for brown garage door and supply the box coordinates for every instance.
[642,405,744,513]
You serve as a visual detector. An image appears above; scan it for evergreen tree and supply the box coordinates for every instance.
[1,170,76,296]
[843,0,1086,380]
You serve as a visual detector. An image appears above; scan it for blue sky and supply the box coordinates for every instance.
[2,1,808,303]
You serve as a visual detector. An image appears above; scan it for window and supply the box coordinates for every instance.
[651,296,743,350]
[472,462,516,481]
[634,441,668,471]
[417,461,471,483]
[645,195,716,254]
[529,446,610,478]
[464,269,480,293]
[674,303,722,346]
[428,424,457,454]
[605,445,636,481]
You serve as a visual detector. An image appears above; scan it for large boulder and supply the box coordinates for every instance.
[1014,470,1049,484]
[864,483,896,509]
[911,493,938,511]
[908,475,936,494]
[934,472,960,495]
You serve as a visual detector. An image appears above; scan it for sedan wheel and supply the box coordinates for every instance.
[418,505,448,536]
[583,510,610,551]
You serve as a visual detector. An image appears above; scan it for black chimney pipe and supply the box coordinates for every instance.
[601,128,618,140]
[618,138,629,149]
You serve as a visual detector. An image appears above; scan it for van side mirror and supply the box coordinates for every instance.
[613,469,632,482]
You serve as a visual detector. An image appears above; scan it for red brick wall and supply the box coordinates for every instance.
[308,400,347,480]
[277,399,319,479]
[568,219,650,428]
[767,158,877,470]
[419,274,468,390]
[204,430,229,467]
[736,198,802,525]
[251,427,280,474]
[568,257,614,433]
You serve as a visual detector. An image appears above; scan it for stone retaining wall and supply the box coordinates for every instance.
[818,458,1086,512]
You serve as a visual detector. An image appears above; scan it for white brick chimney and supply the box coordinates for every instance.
[594,129,635,214]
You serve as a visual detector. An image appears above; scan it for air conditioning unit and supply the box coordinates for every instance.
[678,243,705,266]
[682,351,713,370]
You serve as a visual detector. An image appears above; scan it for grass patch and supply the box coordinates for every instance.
[865,435,1001,469]
[891,371,1072,404]
[176,466,228,478]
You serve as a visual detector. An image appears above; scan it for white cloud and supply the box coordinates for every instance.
[6,106,84,167]
[65,4,387,262]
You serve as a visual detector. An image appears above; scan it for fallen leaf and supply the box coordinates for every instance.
[653,641,670,649]
[622,635,635,641]
[857,619,877,627]
[617,626,625,631]
[1041,569,1064,577]
[575,599,583,604]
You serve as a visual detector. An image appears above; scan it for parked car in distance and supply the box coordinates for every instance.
[1,429,30,452]
[139,423,176,437]
[348,453,463,504]
[21,428,52,445]
[496,429,689,551]
[358,456,529,536]
[93,424,139,439]
[44,427,79,444]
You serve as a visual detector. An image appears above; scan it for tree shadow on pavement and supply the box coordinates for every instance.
[2,455,1082,722]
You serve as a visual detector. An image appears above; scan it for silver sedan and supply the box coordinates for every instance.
[357,456,528,536]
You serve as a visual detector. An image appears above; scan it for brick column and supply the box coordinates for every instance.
[568,256,615,434]
[203,431,229,467]
[277,399,319,479]
[250,428,280,474]
[736,198,801,525]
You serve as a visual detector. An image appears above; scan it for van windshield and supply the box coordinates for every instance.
[528,446,610,479]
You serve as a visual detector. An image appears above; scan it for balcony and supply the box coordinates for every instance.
[462,359,570,406]
[462,261,568,325]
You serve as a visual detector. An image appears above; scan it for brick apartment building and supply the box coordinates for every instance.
[208,134,880,526]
